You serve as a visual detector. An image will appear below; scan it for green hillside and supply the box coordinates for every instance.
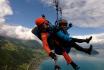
[0,36,47,70]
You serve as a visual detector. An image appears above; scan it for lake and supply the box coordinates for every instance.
[40,49,104,70]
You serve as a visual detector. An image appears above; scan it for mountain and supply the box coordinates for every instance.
[0,23,48,70]
[0,35,42,48]
[0,35,46,70]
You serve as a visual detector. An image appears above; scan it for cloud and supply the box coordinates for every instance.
[0,0,13,23]
[0,0,34,40]
[0,23,104,45]
[73,33,104,43]
[41,0,104,27]
[0,23,40,41]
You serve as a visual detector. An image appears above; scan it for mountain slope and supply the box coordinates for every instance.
[0,36,46,70]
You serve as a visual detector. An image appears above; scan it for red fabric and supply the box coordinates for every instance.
[41,32,51,54]
[63,50,72,64]
[55,39,72,64]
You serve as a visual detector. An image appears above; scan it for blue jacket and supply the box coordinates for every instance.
[56,30,72,42]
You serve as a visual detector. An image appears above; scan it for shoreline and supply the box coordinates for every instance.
[28,48,48,70]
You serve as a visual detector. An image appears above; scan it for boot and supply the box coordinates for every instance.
[70,61,80,70]
[55,65,61,70]
[85,45,93,55]
[86,36,92,43]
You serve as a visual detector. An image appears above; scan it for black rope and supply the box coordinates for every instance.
[53,0,62,26]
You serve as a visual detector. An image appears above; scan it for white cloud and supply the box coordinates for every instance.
[73,33,104,44]
[0,0,13,23]
[0,23,40,41]
[41,0,104,27]
[0,23,104,45]
[0,0,40,42]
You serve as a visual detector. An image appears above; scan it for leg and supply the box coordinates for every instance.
[70,61,80,70]
[71,42,92,55]
[54,56,61,70]
[71,36,92,43]
[64,47,71,53]
[54,47,63,55]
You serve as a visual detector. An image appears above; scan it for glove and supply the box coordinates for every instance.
[68,23,72,28]
[49,52,57,60]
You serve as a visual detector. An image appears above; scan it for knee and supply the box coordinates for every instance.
[55,52,62,55]
[55,48,63,55]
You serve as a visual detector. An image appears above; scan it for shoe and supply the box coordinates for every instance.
[70,61,80,70]
[55,65,61,70]
[74,66,80,70]
[87,45,93,55]
[86,36,92,43]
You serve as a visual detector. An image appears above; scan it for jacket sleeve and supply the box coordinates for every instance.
[41,32,51,54]
[56,30,72,42]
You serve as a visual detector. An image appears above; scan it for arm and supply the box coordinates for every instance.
[41,32,57,60]
[41,32,51,54]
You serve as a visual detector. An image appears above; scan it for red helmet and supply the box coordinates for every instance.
[35,17,47,26]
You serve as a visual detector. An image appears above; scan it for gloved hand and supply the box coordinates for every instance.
[49,52,57,60]
[68,23,72,28]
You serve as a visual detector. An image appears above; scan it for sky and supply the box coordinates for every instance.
[0,0,104,41]
[5,0,56,28]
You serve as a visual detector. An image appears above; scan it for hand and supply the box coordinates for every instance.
[49,52,57,60]
[69,23,72,27]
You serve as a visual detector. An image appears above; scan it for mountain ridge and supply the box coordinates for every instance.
[0,35,46,70]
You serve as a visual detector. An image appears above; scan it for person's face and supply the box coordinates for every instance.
[61,23,67,30]
[41,21,50,30]
[43,23,49,29]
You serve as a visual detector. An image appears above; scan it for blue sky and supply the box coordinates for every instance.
[2,0,104,35]
[6,0,56,28]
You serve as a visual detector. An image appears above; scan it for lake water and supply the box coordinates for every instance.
[40,49,104,70]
